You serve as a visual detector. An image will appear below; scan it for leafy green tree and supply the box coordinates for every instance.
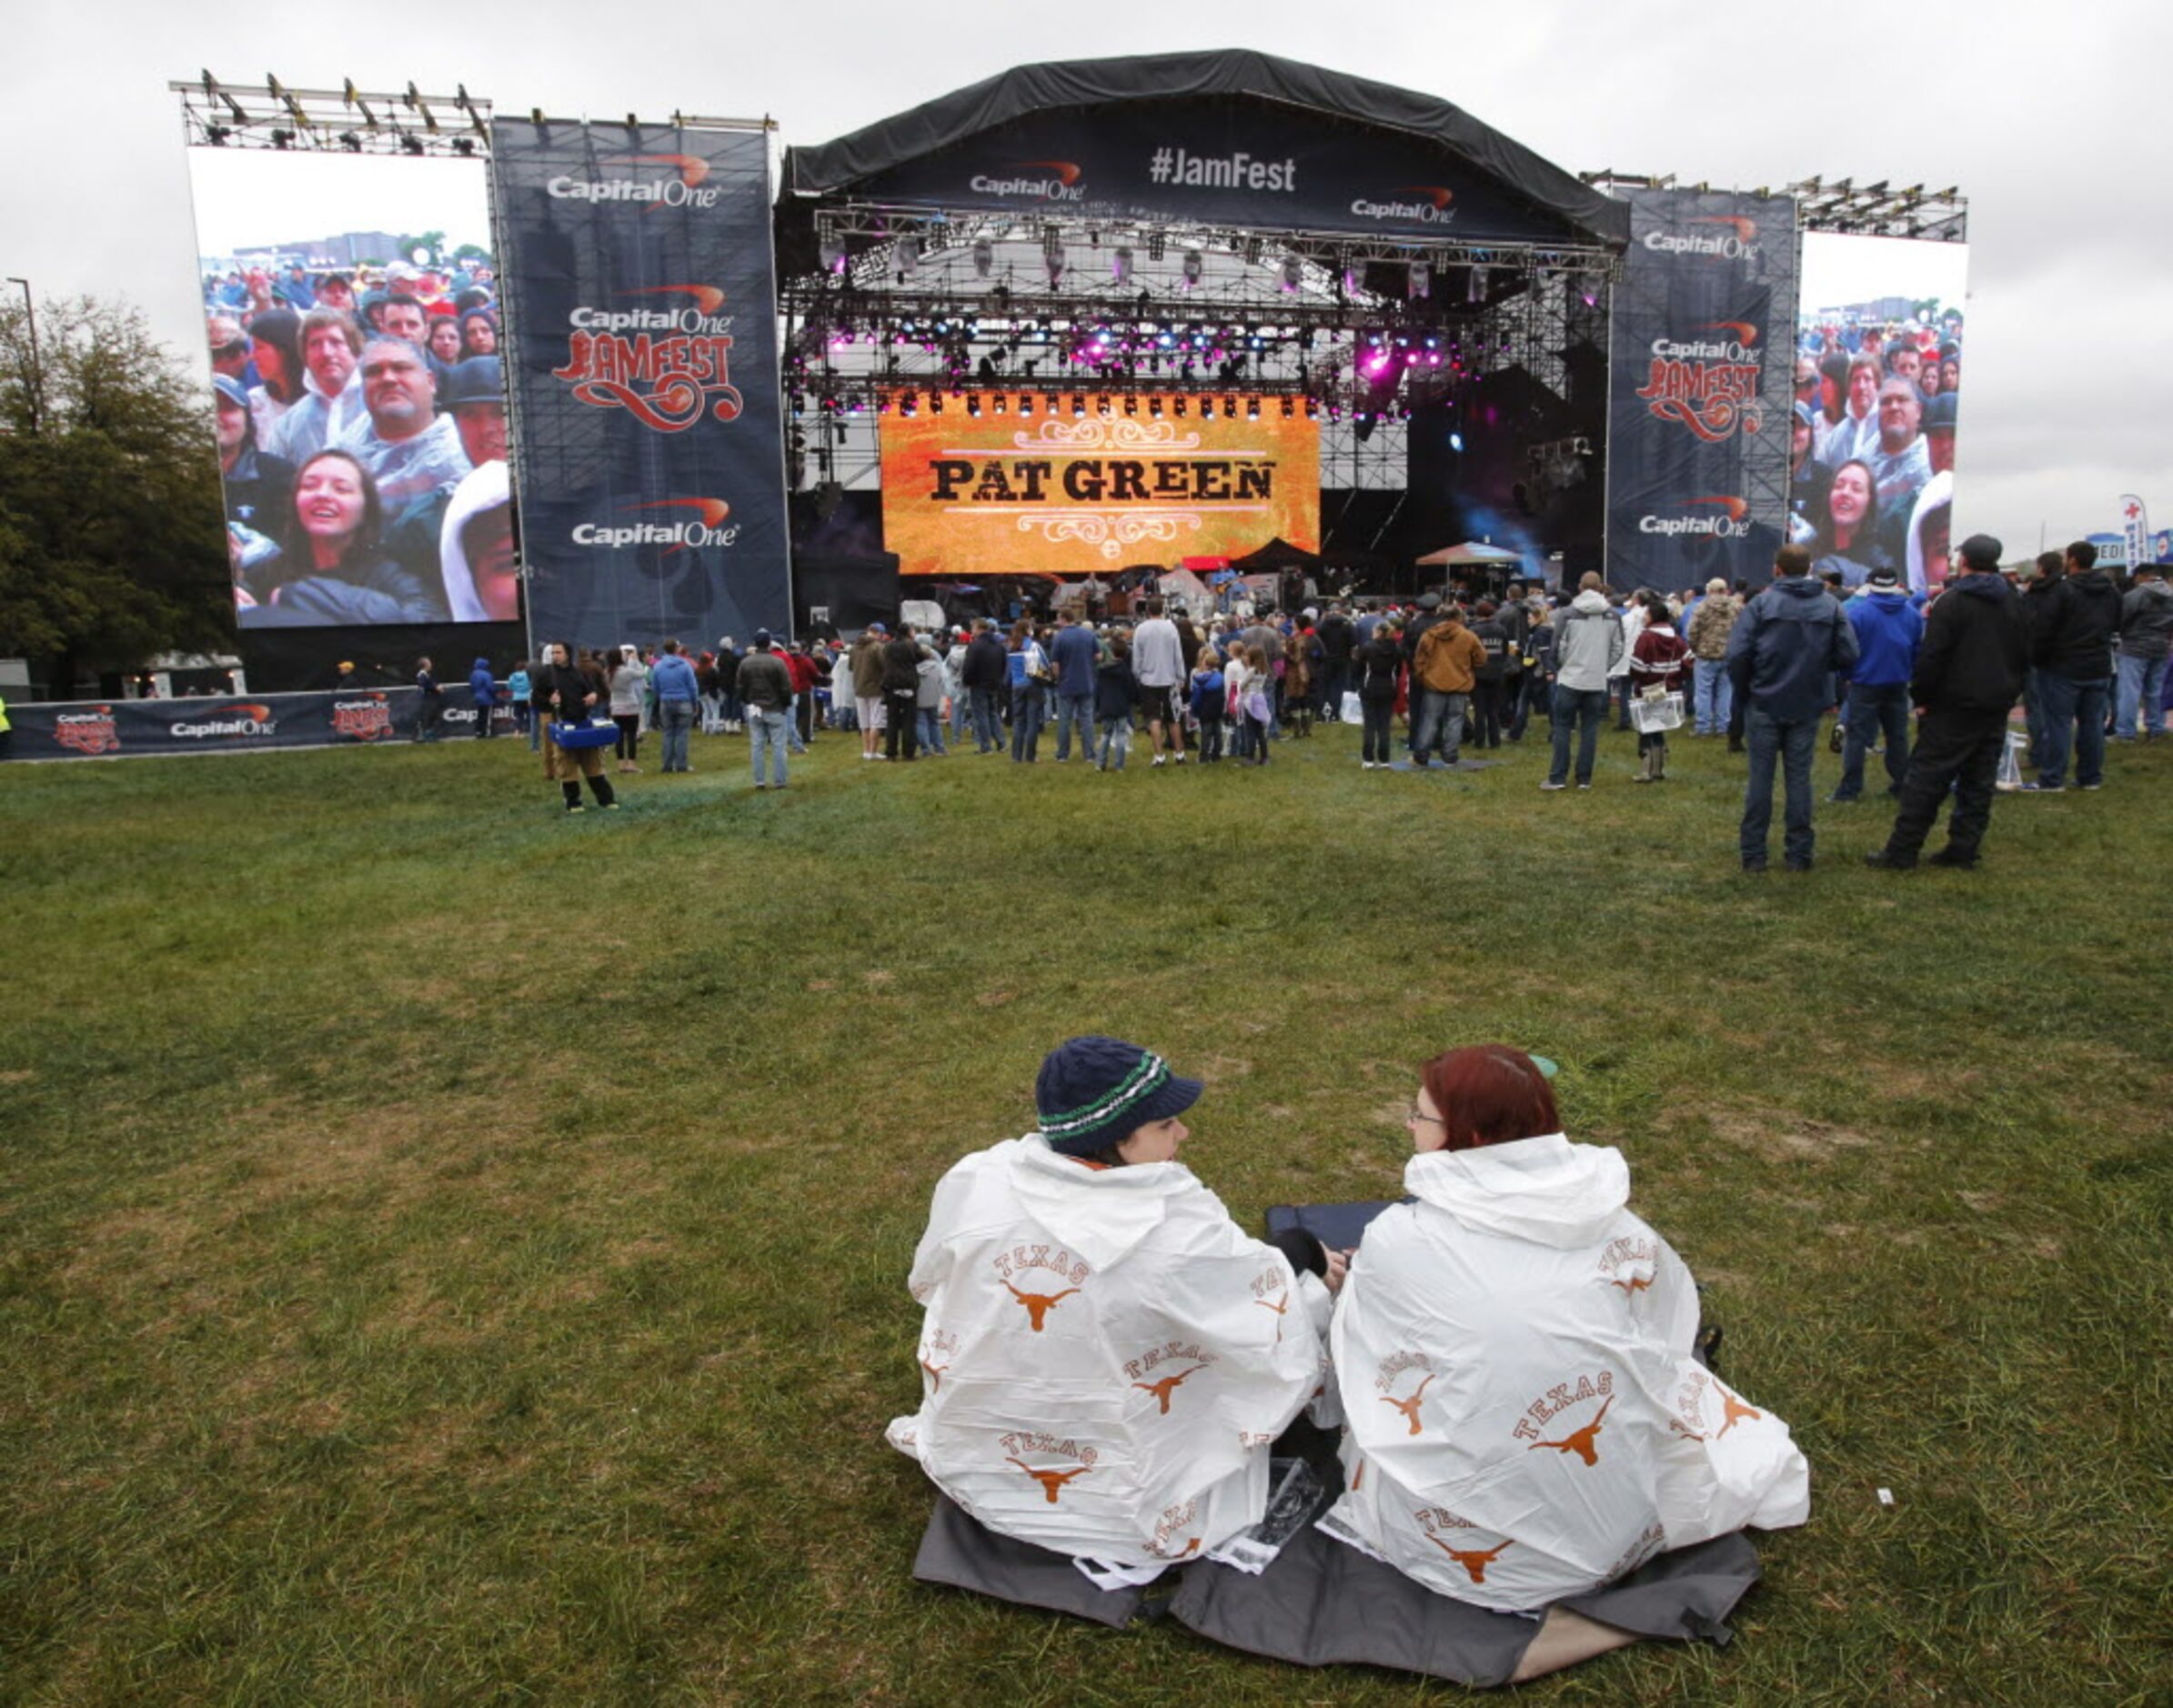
[0,295,229,694]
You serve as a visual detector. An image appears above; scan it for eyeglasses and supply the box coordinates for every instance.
[1404,1104,1444,1128]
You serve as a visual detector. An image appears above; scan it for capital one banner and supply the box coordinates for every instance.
[880,407,1319,578]
[1603,189,1798,593]
[0,688,510,762]
[490,121,790,649]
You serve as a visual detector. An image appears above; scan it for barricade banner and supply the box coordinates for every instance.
[880,407,1319,578]
[1603,189,1797,593]
[0,688,517,762]
[491,120,790,651]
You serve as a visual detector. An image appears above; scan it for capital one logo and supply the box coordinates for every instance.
[1651,321,1762,363]
[568,284,731,337]
[1639,497,1752,538]
[969,159,1085,200]
[170,702,277,739]
[1643,214,1762,261]
[572,497,739,553]
[1351,185,1457,224]
[546,153,721,210]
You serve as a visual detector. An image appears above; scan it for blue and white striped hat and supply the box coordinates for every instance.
[1035,1036,1202,1159]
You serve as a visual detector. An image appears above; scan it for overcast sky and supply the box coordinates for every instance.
[5,0,2165,554]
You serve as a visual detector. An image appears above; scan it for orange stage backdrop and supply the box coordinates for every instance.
[880,406,1320,577]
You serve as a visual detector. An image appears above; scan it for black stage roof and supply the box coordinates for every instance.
[782,49,1628,251]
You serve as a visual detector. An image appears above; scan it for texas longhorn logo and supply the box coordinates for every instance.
[1000,1430,1097,1502]
[993,1241,1092,1331]
[1514,1370,1616,1463]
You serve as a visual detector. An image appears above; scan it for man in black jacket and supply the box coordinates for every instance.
[961,619,1009,754]
[1315,603,1355,721]
[2027,539,2120,790]
[880,627,924,761]
[1865,534,2027,870]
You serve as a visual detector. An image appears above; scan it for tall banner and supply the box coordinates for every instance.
[2119,496,2152,571]
[1603,189,1797,594]
[491,121,790,650]
[880,404,1319,578]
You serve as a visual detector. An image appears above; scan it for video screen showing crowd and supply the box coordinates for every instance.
[205,253,515,628]
[1789,309,1959,598]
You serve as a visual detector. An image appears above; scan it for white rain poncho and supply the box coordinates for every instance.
[1323,1135,1809,1613]
[889,1135,1333,1567]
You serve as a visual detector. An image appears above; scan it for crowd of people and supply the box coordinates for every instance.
[203,257,511,628]
[1791,311,1961,596]
[453,537,2167,852]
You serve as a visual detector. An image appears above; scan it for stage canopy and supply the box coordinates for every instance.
[782,49,1627,250]
[1416,542,1524,566]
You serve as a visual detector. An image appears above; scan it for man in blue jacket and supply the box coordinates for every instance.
[1831,567,1924,800]
[468,657,497,738]
[650,638,702,773]
[1048,608,1101,762]
[1725,545,1860,871]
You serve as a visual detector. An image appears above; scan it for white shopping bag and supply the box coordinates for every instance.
[1995,729,2026,791]
[1341,690,1363,723]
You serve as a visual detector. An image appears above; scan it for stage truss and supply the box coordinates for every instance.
[778,203,1622,496]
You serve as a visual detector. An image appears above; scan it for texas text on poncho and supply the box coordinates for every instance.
[1324,1136,1809,1613]
[889,1135,1333,1566]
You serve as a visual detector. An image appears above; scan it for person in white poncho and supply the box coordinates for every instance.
[1324,1044,1810,1613]
[890,1036,1341,1569]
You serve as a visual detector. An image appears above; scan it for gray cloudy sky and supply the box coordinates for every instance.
[6,0,2166,555]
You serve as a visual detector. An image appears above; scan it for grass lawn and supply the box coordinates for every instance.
[2,718,2168,1705]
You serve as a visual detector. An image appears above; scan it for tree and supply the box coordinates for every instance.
[0,295,229,693]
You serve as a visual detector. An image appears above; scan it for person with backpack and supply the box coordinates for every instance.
[1187,645,1225,764]
[1095,635,1139,771]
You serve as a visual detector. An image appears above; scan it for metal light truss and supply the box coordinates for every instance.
[1582,170,1967,243]
[1786,179,1967,243]
[172,72,494,158]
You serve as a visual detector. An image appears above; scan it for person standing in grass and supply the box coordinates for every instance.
[1865,534,2027,871]
[1324,1043,1808,1613]
[1093,636,1138,771]
[1188,645,1225,765]
[1353,618,1403,769]
[1132,598,1188,766]
[1627,593,1687,783]
[608,645,649,776]
[530,642,619,813]
[1238,644,1274,765]
[1049,608,1100,762]
[467,656,497,738]
[888,1036,1340,1571]
[650,638,701,774]
[734,629,793,790]
[413,657,444,742]
[1543,576,1624,791]
[1725,546,1858,871]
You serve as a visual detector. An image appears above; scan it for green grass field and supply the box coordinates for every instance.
[3,719,2168,1705]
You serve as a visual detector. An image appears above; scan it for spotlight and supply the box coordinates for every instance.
[452,137,476,157]
[973,239,993,278]
[819,234,846,275]
[270,128,294,149]
[1304,398,1319,419]
[993,395,1007,414]
[967,394,981,417]
[1280,256,1302,293]
[399,134,425,156]
[1410,260,1430,299]
[206,124,232,146]
[338,131,363,152]
[1172,397,1187,417]
[930,393,944,414]
[1123,396,1137,416]
[1281,397,1293,418]
[1468,265,1490,304]
[1070,393,1085,417]
[1150,397,1163,417]
[1019,394,1034,417]
[1096,394,1112,416]
[1449,431,1464,452]
[1182,250,1202,287]
[1112,246,1133,283]
[1247,397,1260,419]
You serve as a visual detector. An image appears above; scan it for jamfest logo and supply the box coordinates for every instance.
[1638,496,1752,538]
[330,695,394,741]
[545,154,721,211]
[54,707,119,756]
[169,702,276,740]
[553,281,742,432]
[572,497,739,554]
[1635,339,1764,443]
[969,160,1085,201]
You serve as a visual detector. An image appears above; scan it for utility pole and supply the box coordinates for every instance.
[5,276,38,435]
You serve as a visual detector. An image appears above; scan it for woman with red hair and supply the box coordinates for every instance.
[1321,1044,1809,1613]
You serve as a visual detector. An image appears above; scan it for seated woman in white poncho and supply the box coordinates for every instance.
[1323,1045,1810,1613]
[889,1036,1339,1569]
